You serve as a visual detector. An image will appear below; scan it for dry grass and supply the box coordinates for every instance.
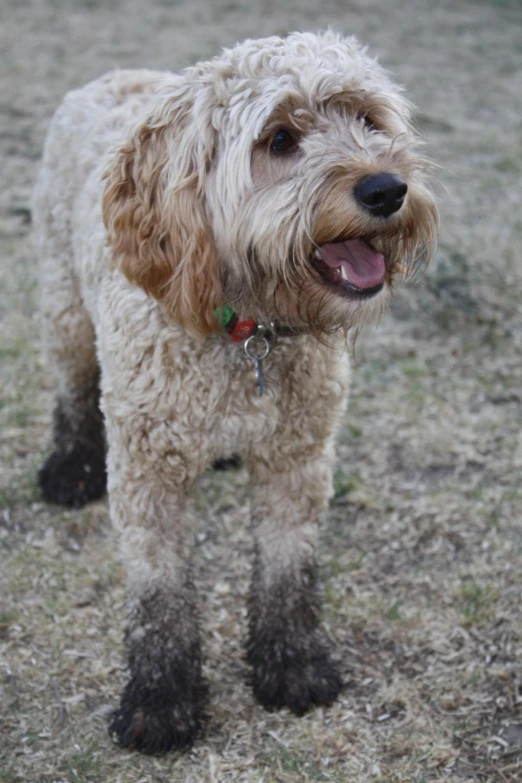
[1,1,522,781]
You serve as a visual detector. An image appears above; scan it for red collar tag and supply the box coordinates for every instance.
[229,318,257,342]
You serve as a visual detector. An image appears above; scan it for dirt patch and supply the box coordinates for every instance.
[1,1,522,781]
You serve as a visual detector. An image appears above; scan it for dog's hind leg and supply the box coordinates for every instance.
[245,348,350,715]
[37,237,106,508]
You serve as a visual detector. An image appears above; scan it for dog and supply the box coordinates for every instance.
[33,30,438,753]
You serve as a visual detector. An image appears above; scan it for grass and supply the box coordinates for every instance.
[0,469,41,510]
[332,467,360,498]
[457,582,499,626]
[59,740,107,782]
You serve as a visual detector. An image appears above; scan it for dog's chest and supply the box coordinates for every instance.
[177,335,350,456]
[97,285,350,461]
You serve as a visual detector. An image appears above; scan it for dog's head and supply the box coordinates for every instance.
[103,31,438,337]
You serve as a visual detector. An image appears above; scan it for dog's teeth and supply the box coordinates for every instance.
[314,249,321,260]
[340,265,349,281]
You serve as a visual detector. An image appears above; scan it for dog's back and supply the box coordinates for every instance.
[33,69,161,273]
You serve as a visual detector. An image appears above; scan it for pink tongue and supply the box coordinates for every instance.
[318,239,386,289]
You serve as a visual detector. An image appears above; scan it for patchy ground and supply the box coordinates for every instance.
[1,0,522,781]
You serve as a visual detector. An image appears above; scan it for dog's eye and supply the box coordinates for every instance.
[270,129,297,154]
[358,114,376,131]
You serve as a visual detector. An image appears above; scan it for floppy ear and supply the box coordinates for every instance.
[102,78,223,336]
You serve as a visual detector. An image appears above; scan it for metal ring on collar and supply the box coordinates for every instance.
[244,334,270,361]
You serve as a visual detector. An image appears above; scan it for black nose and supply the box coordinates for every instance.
[354,173,408,218]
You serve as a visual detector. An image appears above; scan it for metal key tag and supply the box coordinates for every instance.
[244,333,270,396]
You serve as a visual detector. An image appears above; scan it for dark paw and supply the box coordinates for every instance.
[248,638,342,716]
[109,703,199,754]
[38,445,106,508]
[109,676,206,754]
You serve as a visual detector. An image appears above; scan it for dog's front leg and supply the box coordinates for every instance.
[106,428,205,753]
[246,441,343,715]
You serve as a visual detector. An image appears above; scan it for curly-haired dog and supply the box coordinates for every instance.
[33,31,437,752]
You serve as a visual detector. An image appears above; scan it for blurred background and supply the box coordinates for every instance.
[1,1,522,782]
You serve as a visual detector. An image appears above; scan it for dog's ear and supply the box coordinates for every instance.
[102,78,222,336]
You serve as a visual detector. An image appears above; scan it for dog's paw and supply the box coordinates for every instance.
[109,703,200,754]
[38,445,106,508]
[109,676,206,754]
[248,637,342,715]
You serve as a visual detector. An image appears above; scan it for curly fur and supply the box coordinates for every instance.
[33,30,438,752]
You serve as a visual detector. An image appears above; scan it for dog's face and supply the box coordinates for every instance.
[103,31,438,336]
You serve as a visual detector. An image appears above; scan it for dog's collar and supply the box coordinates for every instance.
[215,306,303,397]
[215,306,302,342]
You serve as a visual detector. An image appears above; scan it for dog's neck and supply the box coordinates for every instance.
[216,306,302,342]
[216,309,304,397]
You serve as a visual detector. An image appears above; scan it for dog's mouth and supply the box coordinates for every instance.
[312,238,386,298]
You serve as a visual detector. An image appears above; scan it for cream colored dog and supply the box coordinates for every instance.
[33,31,437,752]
